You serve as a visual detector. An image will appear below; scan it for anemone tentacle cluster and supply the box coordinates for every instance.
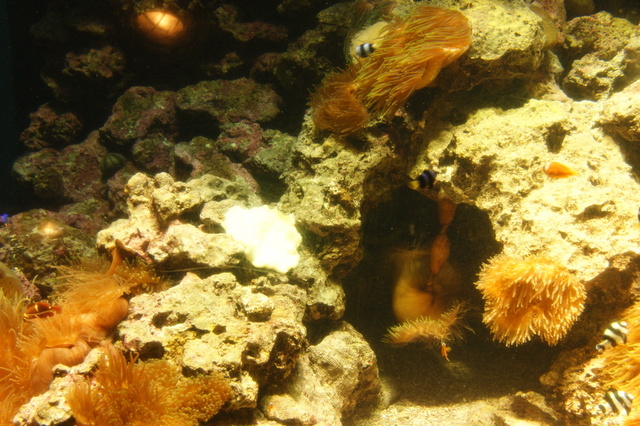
[0,255,170,424]
[475,255,586,346]
[310,5,471,136]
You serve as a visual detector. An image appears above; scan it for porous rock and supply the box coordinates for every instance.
[42,45,128,104]
[176,78,281,124]
[13,131,107,203]
[13,349,104,425]
[19,102,82,150]
[117,272,307,410]
[0,208,97,288]
[598,79,640,142]
[412,98,640,283]
[562,11,639,100]
[96,172,259,266]
[427,0,551,91]
[260,322,380,425]
[280,127,398,278]
[99,86,178,148]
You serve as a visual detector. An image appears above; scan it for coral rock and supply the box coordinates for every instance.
[117,272,307,410]
[260,322,380,425]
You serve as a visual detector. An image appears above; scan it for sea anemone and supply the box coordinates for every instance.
[386,241,465,358]
[390,245,461,323]
[600,302,640,423]
[67,344,232,426]
[475,255,585,346]
[0,262,23,298]
[0,292,33,423]
[22,314,91,394]
[309,5,471,135]
[0,254,171,421]
[354,6,471,117]
[309,66,369,136]
[385,300,468,348]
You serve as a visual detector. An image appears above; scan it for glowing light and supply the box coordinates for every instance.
[38,219,63,238]
[135,10,186,44]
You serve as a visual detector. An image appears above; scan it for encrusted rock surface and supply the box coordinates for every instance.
[13,131,107,203]
[176,78,282,124]
[599,79,640,142]
[412,98,640,283]
[118,272,308,410]
[260,322,380,425]
[19,103,82,150]
[96,172,258,266]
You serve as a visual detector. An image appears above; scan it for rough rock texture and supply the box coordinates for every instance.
[562,11,640,100]
[13,131,107,203]
[13,349,104,425]
[0,208,97,288]
[19,103,82,150]
[173,136,250,182]
[99,86,178,148]
[260,322,380,425]
[42,44,128,104]
[428,0,551,91]
[280,131,399,277]
[118,272,307,410]
[412,98,640,283]
[598,79,640,142]
[96,172,259,267]
[176,78,281,124]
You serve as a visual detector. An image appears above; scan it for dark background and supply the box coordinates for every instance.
[1,0,48,214]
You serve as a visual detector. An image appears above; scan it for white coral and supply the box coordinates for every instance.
[222,206,302,273]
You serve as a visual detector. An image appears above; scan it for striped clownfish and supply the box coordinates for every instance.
[355,42,376,58]
[408,170,437,191]
[596,321,629,353]
[598,388,634,416]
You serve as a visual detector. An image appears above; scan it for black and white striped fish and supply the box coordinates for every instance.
[355,43,376,58]
[596,321,629,353]
[598,388,634,416]
[408,170,437,191]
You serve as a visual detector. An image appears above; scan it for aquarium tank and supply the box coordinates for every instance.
[2,0,640,424]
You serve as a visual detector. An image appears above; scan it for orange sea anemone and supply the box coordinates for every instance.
[0,293,33,423]
[386,241,465,358]
[309,5,471,135]
[67,344,232,426]
[475,255,585,346]
[355,5,471,117]
[600,302,640,423]
[0,254,171,422]
[385,300,468,348]
[309,66,369,136]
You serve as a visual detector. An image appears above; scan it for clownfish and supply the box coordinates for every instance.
[596,321,628,353]
[408,170,437,190]
[598,388,634,416]
[543,161,577,178]
[355,42,376,58]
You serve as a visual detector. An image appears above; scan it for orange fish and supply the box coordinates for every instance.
[543,161,577,179]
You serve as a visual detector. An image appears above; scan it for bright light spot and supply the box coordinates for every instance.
[38,219,63,238]
[135,10,186,44]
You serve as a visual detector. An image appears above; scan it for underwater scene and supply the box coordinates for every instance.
[2,0,640,424]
